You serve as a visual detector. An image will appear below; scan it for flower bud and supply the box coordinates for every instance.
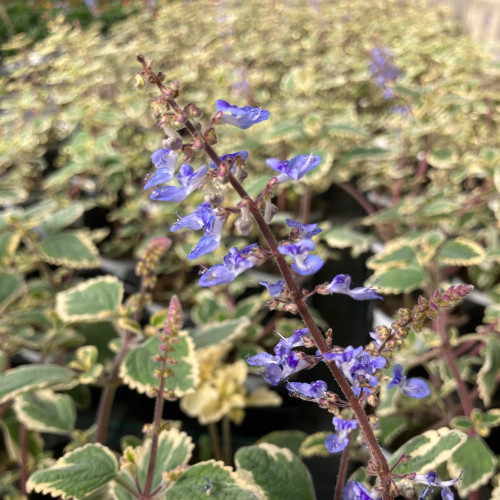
[134,73,145,89]
[235,217,252,236]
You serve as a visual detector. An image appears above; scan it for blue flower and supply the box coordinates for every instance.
[144,149,179,189]
[278,239,324,275]
[198,244,258,287]
[286,380,327,400]
[266,153,322,184]
[148,163,208,203]
[413,471,462,500]
[343,481,376,500]
[324,347,385,396]
[369,47,402,100]
[170,202,214,231]
[325,417,358,453]
[259,279,285,297]
[188,215,225,260]
[216,100,269,129]
[325,274,383,301]
[246,329,311,385]
[388,364,430,399]
[286,219,322,239]
[209,151,249,169]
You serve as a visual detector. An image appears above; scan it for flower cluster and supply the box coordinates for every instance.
[246,329,316,386]
[368,47,402,100]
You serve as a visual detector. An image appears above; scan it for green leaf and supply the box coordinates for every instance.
[188,317,251,349]
[27,443,118,499]
[235,443,315,500]
[40,204,85,234]
[477,333,500,407]
[388,427,467,474]
[39,231,100,269]
[166,460,259,500]
[437,238,485,266]
[299,432,331,458]
[256,430,307,457]
[0,230,21,266]
[135,428,194,492]
[447,437,497,496]
[371,264,427,294]
[341,147,391,163]
[13,390,76,434]
[120,331,199,396]
[322,227,372,258]
[56,276,124,322]
[377,415,407,445]
[324,123,369,138]
[0,364,76,404]
[367,243,416,270]
[450,415,473,432]
[0,272,25,311]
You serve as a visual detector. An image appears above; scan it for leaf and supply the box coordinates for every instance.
[27,443,118,499]
[0,272,25,311]
[324,123,369,138]
[0,364,77,404]
[388,428,467,474]
[437,238,485,266]
[371,263,427,294]
[13,390,76,434]
[235,443,315,500]
[40,204,85,234]
[367,243,416,270]
[135,428,194,492]
[447,437,497,497]
[0,230,21,266]
[256,430,307,457]
[120,331,199,396]
[377,415,407,446]
[477,333,500,407]
[56,276,124,322]
[299,432,331,458]
[341,147,391,163]
[166,460,259,500]
[322,227,372,258]
[188,317,251,349]
[39,231,100,269]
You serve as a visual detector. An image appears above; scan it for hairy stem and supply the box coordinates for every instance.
[334,438,351,500]
[208,422,223,461]
[20,423,28,496]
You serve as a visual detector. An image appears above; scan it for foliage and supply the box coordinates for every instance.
[0,1,499,499]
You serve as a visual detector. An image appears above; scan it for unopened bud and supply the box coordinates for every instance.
[235,217,252,236]
[134,73,145,89]
[283,302,299,314]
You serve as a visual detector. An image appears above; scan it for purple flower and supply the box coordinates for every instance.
[145,149,179,189]
[325,274,383,301]
[259,279,285,297]
[199,244,258,287]
[388,364,430,399]
[188,215,225,260]
[278,239,324,276]
[209,151,249,169]
[286,219,322,239]
[286,380,327,400]
[325,417,358,453]
[324,347,385,396]
[369,47,402,100]
[216,100,269,129]
[170,202,214,231]
[148,163,208,203]
[246,329,310,385]
[413,471,462,500]
[343,481,376,500]
[266,153,322,184]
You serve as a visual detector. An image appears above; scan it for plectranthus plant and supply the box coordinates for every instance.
[135,55,475,500]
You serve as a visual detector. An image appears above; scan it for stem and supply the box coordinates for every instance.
[95,286,148,444]
[141,65,392,498]
[432,313,474,418]
[141,361,167,498]
[208,422,222,461]
[334,438,351,500]
[20,424,28,496]
[222,415,232,466]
